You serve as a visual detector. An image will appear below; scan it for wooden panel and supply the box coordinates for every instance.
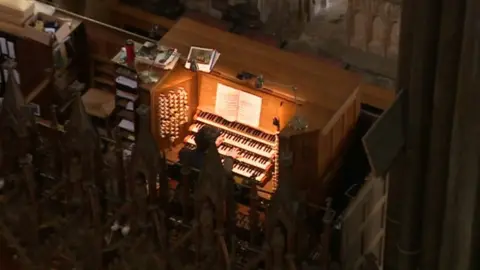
[0,24,56,103]
[25,77,52,119]
[364,203,385,245]
[332,117,344,155]
[363,90,405,177]
[317,134,331,179]
[198,73,295,133]
[3,33,52,97]
[291,130,319,190]
[341,175,388,269]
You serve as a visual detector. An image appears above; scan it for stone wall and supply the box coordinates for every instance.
[346,0,401,59]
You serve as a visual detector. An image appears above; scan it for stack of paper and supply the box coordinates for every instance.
[135,42,180,70]
[154,47,179,70]
[184,46,220,73]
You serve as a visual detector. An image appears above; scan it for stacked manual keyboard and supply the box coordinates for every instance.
[183,110,276,185]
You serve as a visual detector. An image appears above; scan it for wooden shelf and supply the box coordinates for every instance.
[96,65,115,77]
[117,109,135,121]
[94,76,115,87]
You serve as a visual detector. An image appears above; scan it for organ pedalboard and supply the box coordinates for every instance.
[184,110,276,185]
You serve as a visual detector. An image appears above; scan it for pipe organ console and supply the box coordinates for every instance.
[153,18,362,203]
[154,68,360,203]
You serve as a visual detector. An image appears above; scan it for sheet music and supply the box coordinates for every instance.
[237,91,262,127]
[215,83,239,122]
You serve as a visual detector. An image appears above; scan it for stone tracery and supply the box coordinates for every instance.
[347,0,400,58]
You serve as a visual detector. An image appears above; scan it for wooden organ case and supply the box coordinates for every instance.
[153,18,361,203]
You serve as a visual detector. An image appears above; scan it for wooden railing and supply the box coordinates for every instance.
[53,7,155,58]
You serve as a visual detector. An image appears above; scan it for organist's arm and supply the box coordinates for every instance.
[223,148,240,177]
[223,156,234,177]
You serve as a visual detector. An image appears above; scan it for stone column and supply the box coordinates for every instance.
[420,0,467,268]
[438,0,480,268]
[395,0,442,269]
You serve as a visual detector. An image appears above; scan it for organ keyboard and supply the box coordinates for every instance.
[189,123,274,158]
[183,110,276,184]
[194,111,276,146]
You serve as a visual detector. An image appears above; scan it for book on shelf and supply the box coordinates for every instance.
[0,37,17,59]
[118,119,134,133]
[126,101,134,111]
[116,90,138,101]
[184,46,220,73]
[115,75,138,89]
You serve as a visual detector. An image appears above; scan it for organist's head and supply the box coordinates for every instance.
[195,126,222,152]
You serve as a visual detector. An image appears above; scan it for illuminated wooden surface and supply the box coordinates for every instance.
[160,18,361,131]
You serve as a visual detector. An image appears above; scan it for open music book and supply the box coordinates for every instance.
[215,83,262,127]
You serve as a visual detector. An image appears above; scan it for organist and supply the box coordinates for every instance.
[179,125,240,174]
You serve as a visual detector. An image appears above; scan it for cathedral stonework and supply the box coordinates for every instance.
[346,0,401,59]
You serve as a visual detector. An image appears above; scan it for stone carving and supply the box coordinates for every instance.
[387,21,400,58]
[368,16,386,56]
[351,13,368,50]
[347,0,401,58]
[0,60,37,175]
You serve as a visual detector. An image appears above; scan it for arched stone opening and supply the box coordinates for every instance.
[368,16,386,56]
[387,21,399,58]
[351,12,367,50]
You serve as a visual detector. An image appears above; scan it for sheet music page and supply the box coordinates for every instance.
[237,91,262,127]
[215,83,239,122]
